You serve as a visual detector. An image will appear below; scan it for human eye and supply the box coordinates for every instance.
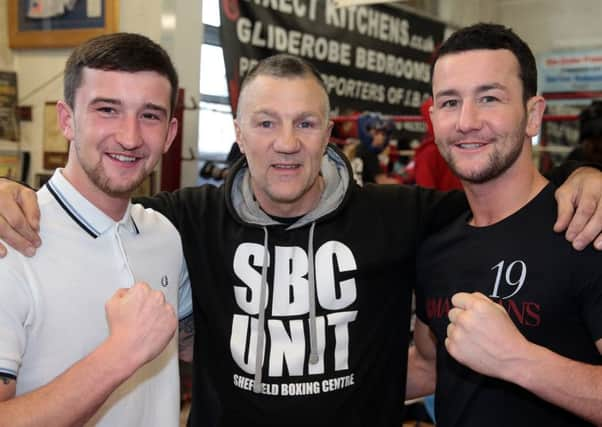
[480,95,499,104]
[258,120,273,128]
[96,105,117,115]
[298,120,316,129]
[439,99,458,109]
[141,111,162,121]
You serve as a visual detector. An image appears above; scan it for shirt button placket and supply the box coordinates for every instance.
[115,224,135,287]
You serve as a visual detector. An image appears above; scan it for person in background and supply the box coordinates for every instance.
[565,100,602,165]
[0,33,192,426]
[413,97,463,191]
[352,114,400,185]
[408,23,602,427]
[199,142,243,183]
[0,53,601,427]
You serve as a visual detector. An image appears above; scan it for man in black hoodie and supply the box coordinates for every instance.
[0,54,601,427]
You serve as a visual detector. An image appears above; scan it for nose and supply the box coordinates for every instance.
[116,114,143,149]
[273,123,300,153]
[456,100,482,133]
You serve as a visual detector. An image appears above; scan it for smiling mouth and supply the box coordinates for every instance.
[107,153,140,163]
[273,163,300,170]
[455,142,488,149]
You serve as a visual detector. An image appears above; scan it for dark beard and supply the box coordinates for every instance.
[451,139,524,184]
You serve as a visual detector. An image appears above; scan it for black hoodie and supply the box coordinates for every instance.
[140,144,467,427]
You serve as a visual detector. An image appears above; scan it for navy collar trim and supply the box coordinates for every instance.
[47,181,99,239]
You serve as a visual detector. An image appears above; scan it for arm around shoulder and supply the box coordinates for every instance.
[414,186,468,241]
[0,178,41,258]
[134,185,213,232]
[552,166,602,251]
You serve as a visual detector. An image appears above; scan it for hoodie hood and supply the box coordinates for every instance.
[226,143,353,229]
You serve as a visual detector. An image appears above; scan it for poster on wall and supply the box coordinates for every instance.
[43,102,69,169]
[219,1,447,118]
[0,72,19,142]
[8,0,119,49]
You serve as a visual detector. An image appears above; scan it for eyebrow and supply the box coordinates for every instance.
[250,109,278,117]
[142,103,169,116]
[89,97,121,106]
[435,83,508,99]
[475,83,508,93]
[251,108,321,118]
[89,98,168,115]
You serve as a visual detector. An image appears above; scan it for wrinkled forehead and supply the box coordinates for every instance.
[238,74,330,119]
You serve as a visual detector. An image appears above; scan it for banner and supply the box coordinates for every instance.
[540,49,602,94]
[219,0,447,117]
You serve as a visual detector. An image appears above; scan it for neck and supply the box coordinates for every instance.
[254,176,325,218]
[463,145,548,227]
[62,165,130,222]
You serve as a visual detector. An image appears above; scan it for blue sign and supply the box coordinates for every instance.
[540,50,602,93]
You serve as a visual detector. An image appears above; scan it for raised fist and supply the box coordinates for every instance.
[105,282,177,370]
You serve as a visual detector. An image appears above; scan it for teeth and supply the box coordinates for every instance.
[275,164,297,169]
[458,143,484,149]
[109,154,137,162]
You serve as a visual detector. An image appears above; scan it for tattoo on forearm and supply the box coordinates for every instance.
[179,315,195,345]
[179,314,195,361]
[180,314,194,336]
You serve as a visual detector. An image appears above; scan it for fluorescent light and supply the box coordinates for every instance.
[161,13,176,30]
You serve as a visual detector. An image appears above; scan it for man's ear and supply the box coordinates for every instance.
[56,101,75,141]
[233,118,245,154]
[162,117,179,154]
[526,95,546,137]
[325,120,334,150]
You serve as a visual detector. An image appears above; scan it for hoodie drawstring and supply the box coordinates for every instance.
[253,227,270,394]
[252,222,320,393]
[307,222,320,365]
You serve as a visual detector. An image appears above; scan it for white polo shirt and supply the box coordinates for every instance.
[0,170,192,427]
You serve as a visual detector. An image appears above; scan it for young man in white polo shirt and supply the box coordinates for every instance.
[0,33,192,426]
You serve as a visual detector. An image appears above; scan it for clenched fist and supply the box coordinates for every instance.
[105,282,177,371]
[445,292,531,381]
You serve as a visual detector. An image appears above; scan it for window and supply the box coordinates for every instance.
[199,0,235,160]
[202,0,221,26]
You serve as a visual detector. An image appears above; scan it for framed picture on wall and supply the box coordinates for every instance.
[8,0,119,49]
[0,71,19,141]
[43,101,69,169]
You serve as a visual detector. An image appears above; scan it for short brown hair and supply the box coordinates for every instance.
[237,54,329,118]
[432,23,537,103]
[64,33,179,116]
